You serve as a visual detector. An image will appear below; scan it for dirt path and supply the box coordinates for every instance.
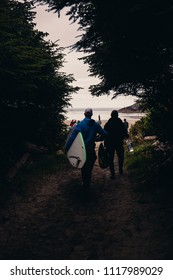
[0,152,173,260]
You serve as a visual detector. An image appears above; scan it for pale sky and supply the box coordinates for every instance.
[34,4,137,109]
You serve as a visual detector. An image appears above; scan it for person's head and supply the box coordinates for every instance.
[124,118,126,122]
[111,110,118,118]
[84,108,93,118]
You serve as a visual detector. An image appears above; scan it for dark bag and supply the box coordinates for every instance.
[98,142,109,169]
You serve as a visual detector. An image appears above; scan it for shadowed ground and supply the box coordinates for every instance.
[0,150,173,260]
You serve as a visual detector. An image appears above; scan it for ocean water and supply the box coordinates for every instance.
[65,107,145,123]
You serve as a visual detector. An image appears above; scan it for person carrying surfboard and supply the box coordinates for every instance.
[104,110,128,179]
[65,108,107,188]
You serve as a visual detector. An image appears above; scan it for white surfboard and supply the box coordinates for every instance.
[67,132,86,168]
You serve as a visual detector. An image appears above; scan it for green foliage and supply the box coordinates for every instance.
[129,114,156,143]
[0,0,79,175]
[39,0,173,143]
[125,113,173,195]
[146,103,173,142]
[44,1,173,92]
[125,142,173,192]
[125,144,153,173]
[130,106,173,143]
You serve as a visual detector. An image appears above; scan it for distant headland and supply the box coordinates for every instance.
[118,103,144,113]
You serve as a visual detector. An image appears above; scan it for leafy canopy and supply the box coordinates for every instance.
[0,0,80,173]
[36,0,173,142]
[36,0,173,95]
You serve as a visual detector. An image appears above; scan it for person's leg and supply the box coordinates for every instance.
[81,161,91,187]
[81,149,96,187]
[116,143,124,174]
[108,146,115,178]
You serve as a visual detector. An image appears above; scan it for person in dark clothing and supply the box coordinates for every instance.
[104,110,127,179]
[123,118,129,132]
[65,108,107,188]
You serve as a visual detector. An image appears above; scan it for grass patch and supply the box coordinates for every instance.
[13,153,70,188]
[0,153,70,206]
[124,142,173,194]
[23,153,68,176]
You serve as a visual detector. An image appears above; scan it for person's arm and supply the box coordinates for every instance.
[97,123,108,137]
[64,126,80,152]
[104,120,111,132]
